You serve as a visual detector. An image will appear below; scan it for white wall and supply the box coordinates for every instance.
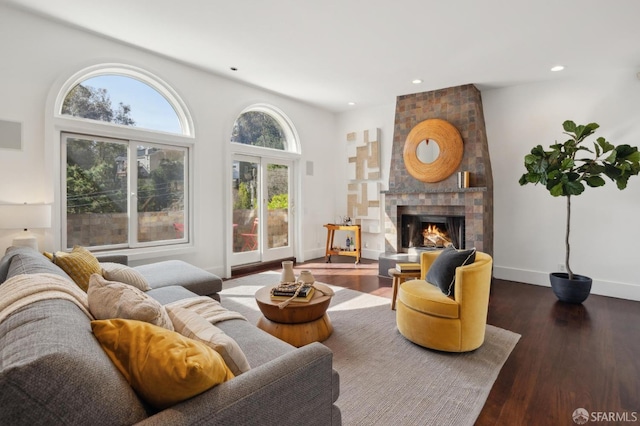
[0,5,337,276]
[483,71,640,301]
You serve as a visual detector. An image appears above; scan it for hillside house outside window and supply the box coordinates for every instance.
[57,66,193,251]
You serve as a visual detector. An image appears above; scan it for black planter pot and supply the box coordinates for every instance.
[549,272,593,304]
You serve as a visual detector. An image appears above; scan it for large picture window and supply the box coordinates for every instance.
[63,133,188,250]
[56,65,193,251]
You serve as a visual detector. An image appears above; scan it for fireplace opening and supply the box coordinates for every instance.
[401,214,465,251]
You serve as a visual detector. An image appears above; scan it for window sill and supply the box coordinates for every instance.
[95,243,197,264]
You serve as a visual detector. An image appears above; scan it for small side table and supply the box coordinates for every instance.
[388,268,421,310]
[323,224,361,264]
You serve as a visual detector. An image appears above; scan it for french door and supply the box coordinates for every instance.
[231,154,293,266]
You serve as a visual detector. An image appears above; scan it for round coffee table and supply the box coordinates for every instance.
[255,282,333,347]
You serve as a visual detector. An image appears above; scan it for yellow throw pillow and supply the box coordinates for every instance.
[167,306,251,376]
[45,246,102,291]
[91,319,234,410]
[87,273,173,330]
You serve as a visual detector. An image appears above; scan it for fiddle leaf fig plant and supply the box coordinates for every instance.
[519,120,640,280]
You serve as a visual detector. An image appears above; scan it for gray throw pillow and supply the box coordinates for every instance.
[426,246,476,297]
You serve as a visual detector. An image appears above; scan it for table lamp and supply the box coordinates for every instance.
[0,203,52,251]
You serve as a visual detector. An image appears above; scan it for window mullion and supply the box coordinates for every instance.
[128,142,138,247]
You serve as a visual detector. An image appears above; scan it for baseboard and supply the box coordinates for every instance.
[494,266,640,302]
[302,248,326,262]
[302,247,382,262]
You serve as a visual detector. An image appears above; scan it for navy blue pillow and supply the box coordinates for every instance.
[426,247,476,297]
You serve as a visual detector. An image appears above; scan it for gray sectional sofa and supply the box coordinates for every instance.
[0,246,341,425]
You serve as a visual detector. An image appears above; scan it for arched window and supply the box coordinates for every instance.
[58,65,192,135]
[230,104,300,153]
[55,64,193,251]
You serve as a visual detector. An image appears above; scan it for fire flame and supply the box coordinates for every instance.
[422,224,451,247]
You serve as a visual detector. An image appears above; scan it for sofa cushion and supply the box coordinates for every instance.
[215,318,298,368]
[91,318,234,410]
[101,262,151,291]
[426,246,476,297]
[146,285,200,305]
[87,274,173,330]
[168,306,251,376]
[0,299,148,425]
[135,260,222,298]
[1,246,72,283]
[44,246,102,291]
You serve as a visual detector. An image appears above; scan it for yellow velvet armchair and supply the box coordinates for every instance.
[396,250,493,352]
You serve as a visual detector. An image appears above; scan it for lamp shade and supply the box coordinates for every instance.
[0,204,52,230]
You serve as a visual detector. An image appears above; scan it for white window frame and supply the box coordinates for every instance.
[50,63,195,258]
[226,103,302,275]
[61,132,190,251]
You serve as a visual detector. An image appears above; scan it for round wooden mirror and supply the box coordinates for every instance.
[403,119,463,182]
[416,139,440,163]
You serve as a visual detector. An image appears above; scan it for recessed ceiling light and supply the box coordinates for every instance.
[551,65,565,72]
[412,79,423,84]
[347,102,356,106]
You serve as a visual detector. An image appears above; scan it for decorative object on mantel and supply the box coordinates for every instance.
[457,171,470,188]
[403,119,463,183]
[519,120,640,303]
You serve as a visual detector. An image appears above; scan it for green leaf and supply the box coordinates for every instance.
[547,170,560,180]
[618,146,640,163]
[566,171,581,182]
[560,158,574,170]
[562,120,576,133]
[604,164,622,180]
[524,153,540,165]
[604,149,617,163]
[616,174,631,189]
[584,176,605,187]
[565,181,585,195]
[518,175,528,185]
[574,122,599,141]
[531,145,546,156]
[597,137,614,154]
[583,163,605,175]
[550,182,565,196]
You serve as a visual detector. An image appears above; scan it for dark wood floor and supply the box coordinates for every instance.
[256,256,640,425]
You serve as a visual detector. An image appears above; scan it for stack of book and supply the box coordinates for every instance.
[270,283,315,302]
[395,262,421,273]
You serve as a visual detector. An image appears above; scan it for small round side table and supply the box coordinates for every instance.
[255,282,333,347]
[388,268,421,310]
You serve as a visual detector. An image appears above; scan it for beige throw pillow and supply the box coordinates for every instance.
[167,306,251,376]
[101,262,151,292]
[87,274,173,331]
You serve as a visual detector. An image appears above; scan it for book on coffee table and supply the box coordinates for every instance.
[270,287,315,302]
[395,262,421,272]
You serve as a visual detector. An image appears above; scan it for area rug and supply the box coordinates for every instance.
[220,272,520,426]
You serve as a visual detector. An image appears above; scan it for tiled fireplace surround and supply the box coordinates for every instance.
[383,84,494,257]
